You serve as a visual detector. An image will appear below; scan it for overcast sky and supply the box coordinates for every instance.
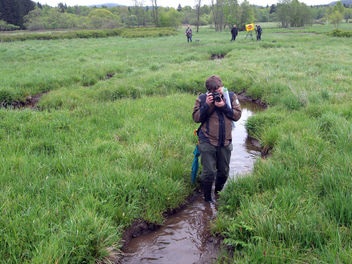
[39,0,333,8]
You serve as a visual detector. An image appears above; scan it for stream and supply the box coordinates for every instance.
[120,102,262,264]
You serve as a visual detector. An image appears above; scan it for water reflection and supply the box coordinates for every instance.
[122,195,218,264]
[230,101,262,178]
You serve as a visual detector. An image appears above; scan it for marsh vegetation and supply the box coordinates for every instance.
[0,23,351,263]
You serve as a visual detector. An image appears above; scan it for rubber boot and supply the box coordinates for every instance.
[215,177,227,195]
[202,181,213,203]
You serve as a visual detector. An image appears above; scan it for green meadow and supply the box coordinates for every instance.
[0,24,351,263]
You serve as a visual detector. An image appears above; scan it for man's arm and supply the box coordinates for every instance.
[192,94,214,123]
[221,93,241,121]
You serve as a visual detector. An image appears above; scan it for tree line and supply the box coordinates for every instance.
[0,0,351,31]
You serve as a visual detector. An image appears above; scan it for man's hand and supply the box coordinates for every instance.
[214,99,225,108]
[206,92,225,107]
[206,93,214,105]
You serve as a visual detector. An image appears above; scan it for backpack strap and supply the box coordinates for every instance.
[195,93,207,136]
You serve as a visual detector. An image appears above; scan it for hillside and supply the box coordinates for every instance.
[329,0,352,5]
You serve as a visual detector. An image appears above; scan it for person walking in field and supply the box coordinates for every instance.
[230,24,238,41]
[256,24,262,40]
[192,75,242,203]
[185,25,192,42]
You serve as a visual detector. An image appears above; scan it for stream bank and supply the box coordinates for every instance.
[119,101,263,264]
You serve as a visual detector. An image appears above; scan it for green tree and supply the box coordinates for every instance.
[289,0,312,27]
[58,2,67,13]
[88,8,120,28]
[24,6,81,30]
[311,6,327,22]
[329,10,343,28]
[151,0,159,26]
[334,1,345,14]
[0,0,35,29]
[196,0,201,32]
[239,0,255,28]
[277,0,293,27]
[344,8,352,23]
[130,0,148,26]
[211,0,225,31]
[269,4,277,14]
[326,1,344,28]
[159,8,182,27]
[223,0,239,29]
[0,19,20,30]
[190,4,212,26]
[66,5,92,16]
[255,6,270,22]
[177,4,182,12]
[277,0,312,28]
[180,5,194,24]
[111,6,133,26]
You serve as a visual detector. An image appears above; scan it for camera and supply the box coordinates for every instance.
[212,92,223,102]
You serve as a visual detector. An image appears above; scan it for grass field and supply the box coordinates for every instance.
[0,23,351,263]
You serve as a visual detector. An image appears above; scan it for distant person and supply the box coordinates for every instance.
[192,75,242,203]
[256,24,262,40]
[185,25,192,42]
[230,24,238,41]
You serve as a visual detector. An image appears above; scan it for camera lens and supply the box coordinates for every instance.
[213,92,221,102]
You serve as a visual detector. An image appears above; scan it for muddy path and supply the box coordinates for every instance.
[119,102,262,264]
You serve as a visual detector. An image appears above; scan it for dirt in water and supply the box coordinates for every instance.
[121,194,219,264]
[120,102,262,264]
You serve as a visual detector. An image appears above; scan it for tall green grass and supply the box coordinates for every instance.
[0,96,194,262]
[1,23,352,262]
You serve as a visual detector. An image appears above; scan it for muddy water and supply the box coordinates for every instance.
[230,101,262,179]
[121,102,261,264]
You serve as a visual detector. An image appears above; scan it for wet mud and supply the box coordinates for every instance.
[120,102,262,264]
[121,194,219,264]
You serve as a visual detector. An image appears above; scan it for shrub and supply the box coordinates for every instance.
[329,29,352,37]
[120,27,177,38]
[0,20,20,31]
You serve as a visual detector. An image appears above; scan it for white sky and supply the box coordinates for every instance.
[39,0,333,9]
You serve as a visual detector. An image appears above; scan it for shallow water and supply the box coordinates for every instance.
[121,195,219,264]
[121,102,261,264]
[230,102,262,179]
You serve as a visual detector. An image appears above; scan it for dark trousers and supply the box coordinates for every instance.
[198,142,232,200]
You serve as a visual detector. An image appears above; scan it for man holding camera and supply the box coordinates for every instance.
[192,75,242,203]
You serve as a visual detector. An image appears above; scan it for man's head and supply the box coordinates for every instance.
[205,75,223,92]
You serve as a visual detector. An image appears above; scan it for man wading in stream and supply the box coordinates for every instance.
[192,75,242,203]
